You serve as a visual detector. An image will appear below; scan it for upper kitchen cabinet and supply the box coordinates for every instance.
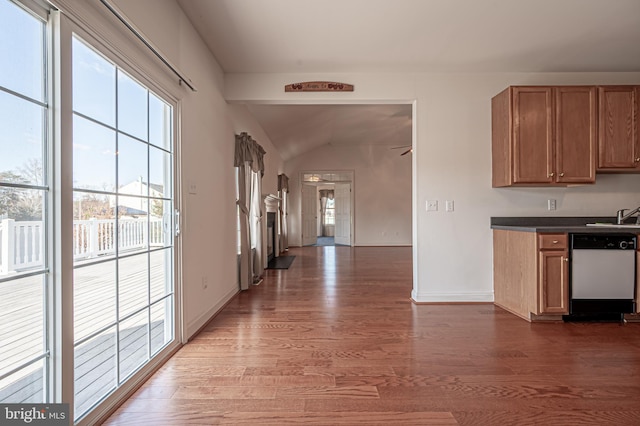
[597,86,640,172]
[492,86,596,187]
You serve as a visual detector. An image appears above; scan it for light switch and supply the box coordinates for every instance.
[547,199,556,211]
[445,200,454,212]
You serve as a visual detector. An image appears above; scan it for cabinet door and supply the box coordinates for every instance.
[539,251,569,314]
[555,87,596,183]
[598,86,639,170]
[512,87,554,183]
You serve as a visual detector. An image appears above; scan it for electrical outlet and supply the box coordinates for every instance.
[445,200,454,212]
[426,200,438,212]
[547,199,556,211]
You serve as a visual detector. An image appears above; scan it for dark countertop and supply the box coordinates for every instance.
[491,217,640,234]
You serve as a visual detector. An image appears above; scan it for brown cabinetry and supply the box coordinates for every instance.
[537,234,569,314]
[492,86,596,187]
[493,230,569,321]
[597,86,640,171]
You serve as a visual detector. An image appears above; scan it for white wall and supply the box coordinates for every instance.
[285,145,412,246]
[226,72,640,303]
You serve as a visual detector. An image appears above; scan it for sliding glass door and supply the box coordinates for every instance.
[71,36,175,420]
[0,1,180,422]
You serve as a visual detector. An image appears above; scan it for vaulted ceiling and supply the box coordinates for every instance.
[177,0,640,159]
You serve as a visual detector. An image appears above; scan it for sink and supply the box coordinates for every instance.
[586,223,640,229]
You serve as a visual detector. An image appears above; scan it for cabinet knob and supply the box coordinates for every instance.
[564,258,569,262]
[552,240,559,244]
[549,172,555,177]
[559,172,565,177]
[635,158,640,162]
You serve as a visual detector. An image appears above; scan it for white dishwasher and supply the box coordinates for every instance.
[570,234,636,316]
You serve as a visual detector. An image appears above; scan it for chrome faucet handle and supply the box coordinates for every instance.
[617,209,628,224]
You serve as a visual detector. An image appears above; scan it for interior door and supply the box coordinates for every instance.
[334,183,351,246]
[301,183,317,246]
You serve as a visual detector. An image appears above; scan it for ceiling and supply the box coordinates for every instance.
[176,0,640,159]
[246,104,412,160]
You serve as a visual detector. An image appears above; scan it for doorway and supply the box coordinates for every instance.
[301,171,354,247]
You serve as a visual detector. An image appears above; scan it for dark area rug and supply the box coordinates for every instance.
[267,256,296,269]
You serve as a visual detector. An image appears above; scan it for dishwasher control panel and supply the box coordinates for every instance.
[571,234,637,250]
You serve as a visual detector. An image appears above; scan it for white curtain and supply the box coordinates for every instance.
[278,174,289,251]
[235,132,265,289]
[250,171,263,282]
[319,189,334,237]
[236,165,252,290]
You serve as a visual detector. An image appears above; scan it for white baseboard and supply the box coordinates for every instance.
[186,285,238,340]
[354,243,412,247]
[411,289,494,303]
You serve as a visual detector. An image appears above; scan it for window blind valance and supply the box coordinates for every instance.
[234,132,265,176]
[278,174,289,192]
[319,189,334,200]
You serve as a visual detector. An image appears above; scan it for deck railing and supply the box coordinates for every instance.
[0,218,165,275]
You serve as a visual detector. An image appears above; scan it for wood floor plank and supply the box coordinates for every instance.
[453,410,640,426]
[103,246,640,425]
[219,411,457,425]
[275,385,380,399]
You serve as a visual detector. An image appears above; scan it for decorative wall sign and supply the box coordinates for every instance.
[285,81,354,92]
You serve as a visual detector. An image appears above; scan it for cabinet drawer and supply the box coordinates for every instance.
[538,233,568,250]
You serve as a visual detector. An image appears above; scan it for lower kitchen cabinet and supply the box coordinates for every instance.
[493,230,568,321]
[538,250,569,314]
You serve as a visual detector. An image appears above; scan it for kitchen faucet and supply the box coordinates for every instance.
[616,206,640,224]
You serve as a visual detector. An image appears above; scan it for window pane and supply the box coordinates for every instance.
[118,134,148,194]
[149,145,171,198]
[150,297,172,355]
[72,37,116,126]
[149,199,172,248]
[117,71,147,141]
[74,261,116,342]
[149,93,171,150]
[0,189,45,274]
[0,275,44,377]
[73,192,116,262]
[118,253,149,319]
[74,327,117,418]
[0,0,45,102]
[0,359,45,404]
[117,196,149,255]
[150,248,172,302]
[0,91,45,186]
[119,310,149,381]
[73,116,116,192]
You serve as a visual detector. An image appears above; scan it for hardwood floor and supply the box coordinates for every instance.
[103,246,640,425]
